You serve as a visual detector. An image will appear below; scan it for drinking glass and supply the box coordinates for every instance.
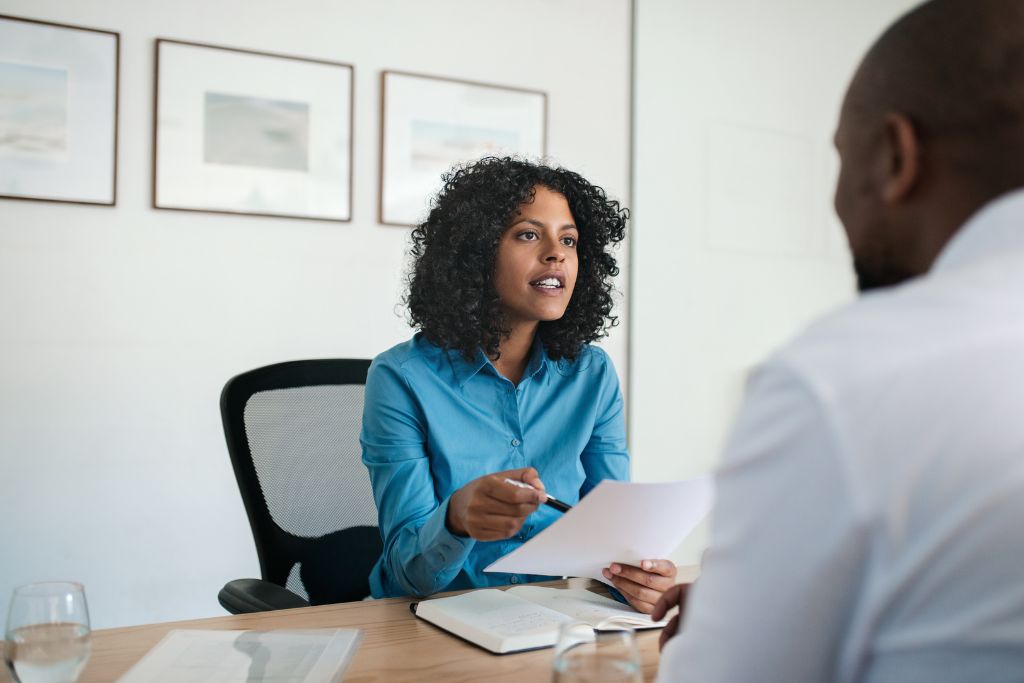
[4,582,91,683]
[552,622,642,683]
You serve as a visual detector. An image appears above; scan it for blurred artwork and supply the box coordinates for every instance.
[410,120,518,172]
[380,71,546,226]
[0,15,118,205]
[154,39,352,221]
[0,61,68,160]
[203,92,309,172]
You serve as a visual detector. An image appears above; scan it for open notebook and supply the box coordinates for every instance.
[413,585,665,654]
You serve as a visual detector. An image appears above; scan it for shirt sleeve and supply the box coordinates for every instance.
[579,348,631,496]
[360,357,475,597]
[656,362,870,682]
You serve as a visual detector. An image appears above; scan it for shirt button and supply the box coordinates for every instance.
[510,576,519,584]
[511,439,520,447]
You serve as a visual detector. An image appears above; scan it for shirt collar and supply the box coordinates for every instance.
[522,333,550,382]
[449,346,490,388]
[933,187,1024,273]
[448,334,551,388]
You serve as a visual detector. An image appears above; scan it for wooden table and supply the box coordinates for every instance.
[25,572,694,683]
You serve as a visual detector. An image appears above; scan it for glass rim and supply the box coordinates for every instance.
[11,581,86,595]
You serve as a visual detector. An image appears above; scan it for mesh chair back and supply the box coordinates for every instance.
[221,359,381,605]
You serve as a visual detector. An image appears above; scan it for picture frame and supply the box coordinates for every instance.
[153,39,353,222]
[379,70,547,227]
[0,14,119,206]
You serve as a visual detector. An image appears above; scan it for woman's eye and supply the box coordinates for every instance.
[517,231,538,241]
[561,236,578,247]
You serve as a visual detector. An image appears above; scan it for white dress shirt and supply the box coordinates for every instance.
[658,190,1024,682]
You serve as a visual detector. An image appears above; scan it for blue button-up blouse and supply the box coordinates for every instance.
[361,333,629,598]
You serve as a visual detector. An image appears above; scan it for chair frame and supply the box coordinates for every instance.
[220,358,373,592]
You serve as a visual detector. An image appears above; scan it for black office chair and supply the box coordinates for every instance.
[217,359,382,613]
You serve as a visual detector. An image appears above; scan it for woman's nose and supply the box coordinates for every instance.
[543,238,566,262]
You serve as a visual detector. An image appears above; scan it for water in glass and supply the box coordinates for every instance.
[5,623,91,683]
[4,582,91,683]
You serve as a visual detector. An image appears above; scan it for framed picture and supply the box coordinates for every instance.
[0,15,119,206]
[154,39,353,222]
[379,70,547,227]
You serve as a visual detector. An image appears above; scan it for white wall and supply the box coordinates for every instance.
[0,0,632,628]
[630,0,923,563]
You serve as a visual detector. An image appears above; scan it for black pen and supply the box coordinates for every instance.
[503,477,573,513]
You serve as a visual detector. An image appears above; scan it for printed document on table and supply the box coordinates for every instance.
[485,478,714,584]
[115,628,362,683]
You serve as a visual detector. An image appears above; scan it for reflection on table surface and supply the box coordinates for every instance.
[71,570,699,683]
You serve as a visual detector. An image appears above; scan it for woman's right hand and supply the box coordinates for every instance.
[446,467,547,540]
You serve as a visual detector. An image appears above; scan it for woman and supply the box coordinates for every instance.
[361,157,676,613]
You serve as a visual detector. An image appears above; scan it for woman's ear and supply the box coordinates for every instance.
[881,112,920,203]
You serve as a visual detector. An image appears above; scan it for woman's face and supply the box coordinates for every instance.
[493,185,579,328]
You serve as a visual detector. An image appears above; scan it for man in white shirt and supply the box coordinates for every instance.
[649,0,1024,680]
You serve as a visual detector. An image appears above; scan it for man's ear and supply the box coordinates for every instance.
[881,112,920,203]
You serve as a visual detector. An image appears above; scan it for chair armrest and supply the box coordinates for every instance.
[218,578,310,614]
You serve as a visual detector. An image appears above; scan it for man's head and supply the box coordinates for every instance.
[835,0,1024,291]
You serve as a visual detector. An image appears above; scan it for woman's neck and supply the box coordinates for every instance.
[491,322,538,386]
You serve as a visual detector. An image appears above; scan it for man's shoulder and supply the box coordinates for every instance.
[769,276,972,392]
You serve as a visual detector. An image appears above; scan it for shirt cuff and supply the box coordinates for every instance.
[419,494,476,569]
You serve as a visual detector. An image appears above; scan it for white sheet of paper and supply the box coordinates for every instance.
[485,478,714,583]
[115,629,362,683]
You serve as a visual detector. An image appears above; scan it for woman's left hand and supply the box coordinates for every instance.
[602,559,677,614]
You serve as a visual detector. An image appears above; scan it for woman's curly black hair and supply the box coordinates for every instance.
[405,156,628,362]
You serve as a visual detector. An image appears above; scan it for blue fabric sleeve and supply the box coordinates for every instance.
[360,358,475,597]
[579,349,630,496]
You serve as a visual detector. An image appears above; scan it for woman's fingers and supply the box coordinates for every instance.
[470,497,540,518]
[601,561,684,615]
[486,473,546,504]
[638,559,677,578]
[502,467,545,491]
[453,468,551,540]
[486,484,545,507]
[605,562,675,591]
[519,469,546,492]
[603,570,664,611]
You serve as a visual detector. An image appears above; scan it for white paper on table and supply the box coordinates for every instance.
[115,628,362,683]
[485,478,714,584]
